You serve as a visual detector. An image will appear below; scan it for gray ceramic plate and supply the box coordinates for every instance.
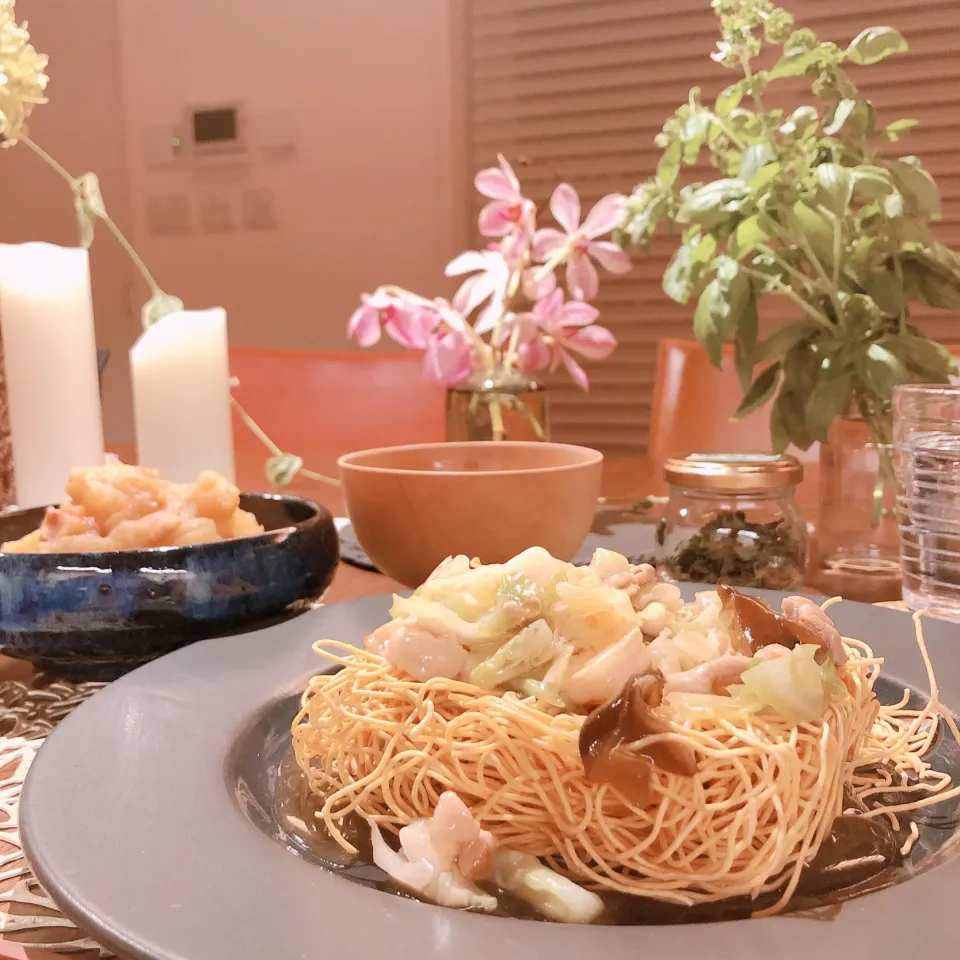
[19,592,960,960]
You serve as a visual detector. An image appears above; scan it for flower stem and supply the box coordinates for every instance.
[740,265,834,328]
[893,255,907,335]
[19,135,73,181]
[230,396,340,487]
[103,216,161,297]
[20,135,161,296]
[488,395,506,441]
[506,393,546,440]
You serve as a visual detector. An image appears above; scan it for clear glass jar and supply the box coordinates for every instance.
[445,369,550,443]
[815,414,900,582]
[659,453,807,590]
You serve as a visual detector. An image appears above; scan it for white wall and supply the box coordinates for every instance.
[0,0,137,444]
[0,0,460,445]
[117,0,461,351]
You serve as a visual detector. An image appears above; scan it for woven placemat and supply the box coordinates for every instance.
[0,677,109,958]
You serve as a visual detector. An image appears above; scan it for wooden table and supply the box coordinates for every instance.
[0,451,895,959]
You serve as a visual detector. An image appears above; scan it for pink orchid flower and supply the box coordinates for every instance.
[347,289,435,348]
[532,185,632,301]
[515,289,617,390]
[423,327,475,386]
[445,250,510,333]
[475,154,536,239]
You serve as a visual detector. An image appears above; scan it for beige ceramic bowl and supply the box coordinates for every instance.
[338,441,603,588]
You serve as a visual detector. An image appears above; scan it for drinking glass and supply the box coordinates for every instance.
[893,384,960,621]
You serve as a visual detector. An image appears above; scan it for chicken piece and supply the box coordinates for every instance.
[663,645,792,697]
[65,462,166,530]
[635,581,683,611]
[44,533,114,553]
[1,530,45,553]
[588,549,659,603]
[38,504,98,541]
[782,596,847,665]
[170,517,221,546]
[225,508,264,539]
[186,471,241,537]
[106,511,183,551]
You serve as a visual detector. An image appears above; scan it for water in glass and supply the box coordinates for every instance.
[894,385,960,621]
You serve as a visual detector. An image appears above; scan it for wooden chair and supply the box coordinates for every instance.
[647,338,811,464]
[649,338,960,464]
[228,347,446,478]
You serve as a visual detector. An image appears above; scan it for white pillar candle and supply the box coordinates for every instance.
[0,243,105,508]
[131,308,235,483]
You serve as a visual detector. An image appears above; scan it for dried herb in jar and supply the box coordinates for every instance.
[663,510,803,590]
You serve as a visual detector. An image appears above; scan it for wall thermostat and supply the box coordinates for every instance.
[186,103,247,158]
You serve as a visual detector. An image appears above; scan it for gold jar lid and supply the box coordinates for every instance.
[663,453,803,491]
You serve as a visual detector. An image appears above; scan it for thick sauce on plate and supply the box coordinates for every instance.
[273,751,958,924]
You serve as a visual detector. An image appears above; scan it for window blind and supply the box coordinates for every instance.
[464,0,960,454]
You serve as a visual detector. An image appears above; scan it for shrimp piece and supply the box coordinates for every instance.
[364,621,467,681]
[426,793,497,881]
[782,596,847,665]
[371,792,498,912]
[664,645,792,696]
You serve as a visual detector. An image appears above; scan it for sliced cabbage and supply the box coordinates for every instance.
[734,644,844,724]
[552,580,637,651]
[588,547,631,580]
[491,850,604,923]
[483,571,542,638]
[415,556,504,621]
[647,625,726,674]
[502,546,570,589]
[390,595,488,647]
[469,619,559,690]
[518,644,573,707]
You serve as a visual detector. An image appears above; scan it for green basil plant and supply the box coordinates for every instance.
[615,0,960,455]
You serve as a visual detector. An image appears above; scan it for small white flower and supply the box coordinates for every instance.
[0,1,50,144]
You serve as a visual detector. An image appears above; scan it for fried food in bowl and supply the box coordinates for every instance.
[2,459,264,554]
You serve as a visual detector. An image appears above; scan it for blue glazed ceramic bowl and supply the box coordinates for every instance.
[0,494,339,681]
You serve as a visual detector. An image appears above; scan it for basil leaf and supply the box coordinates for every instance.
[751,321,819,363]
[733,361,781,420]
[846,27,908,66]
[807,372,854,442]
[890,158,941,218]
[861,342,908,402]
[815,163,854,217]
[885,118,918,143]
[694,280,724,367]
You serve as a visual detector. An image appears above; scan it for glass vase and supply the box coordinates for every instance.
[812,413,901,600]
[445,370,550,443]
